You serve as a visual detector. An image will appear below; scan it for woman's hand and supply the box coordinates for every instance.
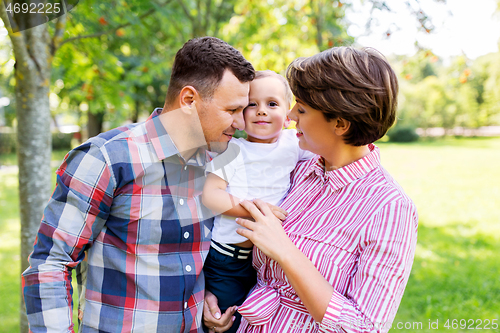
[236,199,295,263]
[265,202,288,221]
[203,290,237,333]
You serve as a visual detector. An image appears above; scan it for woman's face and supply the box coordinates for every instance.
[289,99,338,155]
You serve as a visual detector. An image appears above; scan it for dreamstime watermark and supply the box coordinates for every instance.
[287,318,409,331]
[287,318,499,331]
[2,0,79,32]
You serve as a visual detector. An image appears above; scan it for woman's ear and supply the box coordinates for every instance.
[334,118,351,136]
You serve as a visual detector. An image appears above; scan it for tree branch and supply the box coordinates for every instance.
[167,13,187,42]
[58,7,156,47]
[203,0,212,34]
[0,0,30,64]
[176,0,195,29]
[51,14,67,55]
[195,0,201,35]
[212,0,230,38]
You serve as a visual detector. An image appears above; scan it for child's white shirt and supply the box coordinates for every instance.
[205,129,316,244]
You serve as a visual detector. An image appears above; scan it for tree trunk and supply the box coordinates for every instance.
[0,3,61,330]
[87,108,105,138]
[14,27,53,333]
[131,98,140,123]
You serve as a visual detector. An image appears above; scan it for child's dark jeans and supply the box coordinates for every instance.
[203,240,257,333]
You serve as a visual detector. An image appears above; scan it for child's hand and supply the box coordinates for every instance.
[263,202,288,221]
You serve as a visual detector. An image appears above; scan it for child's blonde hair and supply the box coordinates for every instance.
[254,70,293,109]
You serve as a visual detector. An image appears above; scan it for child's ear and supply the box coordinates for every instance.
[284,115,291,128]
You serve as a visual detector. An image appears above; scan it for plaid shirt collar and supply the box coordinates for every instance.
[145,108,210,167]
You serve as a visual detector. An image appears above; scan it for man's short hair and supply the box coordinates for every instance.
[166,37,255,105]
[286,47,398,146]
[254,70,293,109]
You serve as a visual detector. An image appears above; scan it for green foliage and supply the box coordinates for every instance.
[0,130,16,154]
[51,132,74,150]
[222,0,353,73]
[387,126,420,142]
[396,50,500,131]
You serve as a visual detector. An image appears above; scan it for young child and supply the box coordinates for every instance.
[202,70,315,332]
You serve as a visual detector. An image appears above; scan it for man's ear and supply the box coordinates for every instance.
[334,118,351,136]
[179,86,198,114]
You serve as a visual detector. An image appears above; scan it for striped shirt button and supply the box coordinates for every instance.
[179,198,184,205]
[184,232,189,239]
[185,265,192,272]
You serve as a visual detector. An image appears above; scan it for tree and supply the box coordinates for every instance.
[0,2,67,330]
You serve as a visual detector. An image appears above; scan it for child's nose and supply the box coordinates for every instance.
[257,108,267,116]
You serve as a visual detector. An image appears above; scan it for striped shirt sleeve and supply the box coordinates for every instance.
[22,142,115,333]
[320,200,418,333]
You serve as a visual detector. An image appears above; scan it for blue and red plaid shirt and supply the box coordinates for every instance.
[23,109,215,332]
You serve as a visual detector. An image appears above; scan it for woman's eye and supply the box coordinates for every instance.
[298,108,305,114]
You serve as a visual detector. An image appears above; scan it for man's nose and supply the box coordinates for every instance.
[232,110,245,131]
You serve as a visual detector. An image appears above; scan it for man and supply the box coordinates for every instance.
[22,37,254,332]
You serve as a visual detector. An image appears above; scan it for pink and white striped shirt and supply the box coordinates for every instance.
[237,144,418,333]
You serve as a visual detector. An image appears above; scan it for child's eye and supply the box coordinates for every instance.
[269,101,278,107]
[247,102,257,108]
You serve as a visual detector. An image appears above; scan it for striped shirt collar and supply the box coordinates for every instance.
[305,143,381,192]
[145,108,209,167]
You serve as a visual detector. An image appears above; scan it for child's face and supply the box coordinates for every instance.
[243,77,289,144]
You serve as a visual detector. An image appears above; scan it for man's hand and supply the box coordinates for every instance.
[265,202,288,221]
[203,290,237,333]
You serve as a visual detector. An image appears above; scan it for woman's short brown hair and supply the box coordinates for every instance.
[286,47,398,146]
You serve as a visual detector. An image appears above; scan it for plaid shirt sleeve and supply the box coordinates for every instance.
[22,141,115,332]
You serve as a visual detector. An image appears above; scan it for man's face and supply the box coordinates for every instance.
[197,70,249,153]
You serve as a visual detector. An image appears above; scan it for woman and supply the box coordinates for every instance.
[205,47,418,333]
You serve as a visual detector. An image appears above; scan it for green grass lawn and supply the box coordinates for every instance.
[378,137,500,332]
[1,139,499,332]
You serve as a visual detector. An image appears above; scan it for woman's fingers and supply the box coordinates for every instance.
[252,198,274,215]
[239,200,264,219]
[235,218,255,240]
[266,203,288,221]
[273,210,286,221]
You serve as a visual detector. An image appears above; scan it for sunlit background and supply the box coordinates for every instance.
[1,1,499,332]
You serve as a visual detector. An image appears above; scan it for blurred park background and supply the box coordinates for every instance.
[1,0,499,332]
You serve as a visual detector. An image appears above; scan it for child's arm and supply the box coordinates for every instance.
[202,173,288,220]
[202,173,252,218]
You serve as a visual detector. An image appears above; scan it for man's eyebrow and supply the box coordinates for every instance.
[229,104,246,110]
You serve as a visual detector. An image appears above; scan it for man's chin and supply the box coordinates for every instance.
[207,141,229,154]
